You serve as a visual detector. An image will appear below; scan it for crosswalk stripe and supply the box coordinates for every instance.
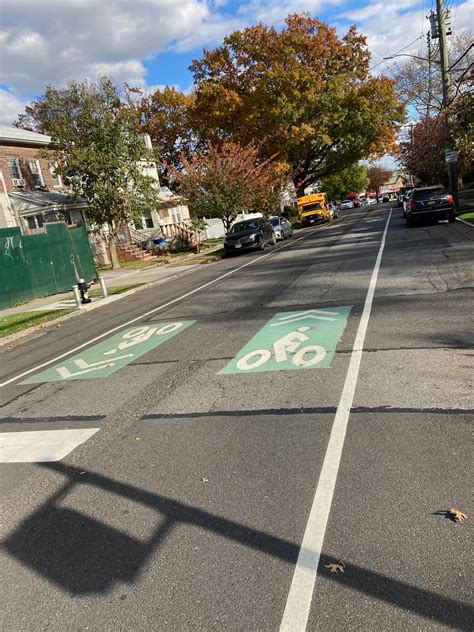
[0,428,99,463]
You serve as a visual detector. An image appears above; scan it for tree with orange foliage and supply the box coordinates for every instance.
[168,141,284,232]
[190,13,405,196]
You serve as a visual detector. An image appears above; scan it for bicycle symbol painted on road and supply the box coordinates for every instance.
[220,307,352,374]
[23,322,195,383]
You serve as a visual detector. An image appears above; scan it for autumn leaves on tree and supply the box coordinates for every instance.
[169,142,283,232]
[15,12,406,239]
[190,14,404,196]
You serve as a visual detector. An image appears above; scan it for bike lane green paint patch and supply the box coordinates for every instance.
[23,322,195,383]
[220,307,352,374]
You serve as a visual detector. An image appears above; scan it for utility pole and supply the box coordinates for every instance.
[426,30,432,118]
[435,0,459,210]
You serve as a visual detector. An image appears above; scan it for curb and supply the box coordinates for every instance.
[456,216,474,228]
[0,264,203,349]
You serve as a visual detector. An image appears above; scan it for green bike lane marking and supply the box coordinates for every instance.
[220,307,352,374]
[23,321,195,383]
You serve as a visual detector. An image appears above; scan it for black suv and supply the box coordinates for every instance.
[406,185,455,227]
[223,218,276,255]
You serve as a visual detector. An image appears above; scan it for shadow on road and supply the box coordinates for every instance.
[3,461,472,628]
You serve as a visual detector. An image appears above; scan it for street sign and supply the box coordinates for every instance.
[445,151,459,163]
[23,321,195,383]
[220,306,352,374]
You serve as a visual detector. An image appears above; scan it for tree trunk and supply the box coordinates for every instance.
[109,238,120,269]
[108,221,121,269]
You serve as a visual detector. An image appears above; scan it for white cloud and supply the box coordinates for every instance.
[1,0,472,124]
[0,0,210,93]
[340,0,474,74]
[0,89,30,125]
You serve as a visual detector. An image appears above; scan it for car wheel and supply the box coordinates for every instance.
[448,212,456,223]
[271,232,277,245]
[258,236,265,250]
[406,215,414,227]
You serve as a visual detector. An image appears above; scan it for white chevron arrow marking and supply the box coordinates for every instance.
[270,309,339,326]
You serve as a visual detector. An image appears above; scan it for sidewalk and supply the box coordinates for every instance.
[1,262,200,318]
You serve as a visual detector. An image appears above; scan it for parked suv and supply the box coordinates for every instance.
[406,185,455,227]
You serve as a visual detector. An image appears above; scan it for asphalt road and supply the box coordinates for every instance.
[1,203,473,631]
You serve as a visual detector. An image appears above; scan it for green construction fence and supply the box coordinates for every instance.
[0,222,97,309]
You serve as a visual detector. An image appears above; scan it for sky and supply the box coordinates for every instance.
[0,0,472,167]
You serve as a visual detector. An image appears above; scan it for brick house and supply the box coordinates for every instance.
[0,124,86,232]
[0,125,193,263]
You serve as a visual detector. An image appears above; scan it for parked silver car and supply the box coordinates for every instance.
[269,216,293,240]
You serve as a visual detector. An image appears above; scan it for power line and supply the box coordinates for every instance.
[369,34,426,71]
[448,43,473,70]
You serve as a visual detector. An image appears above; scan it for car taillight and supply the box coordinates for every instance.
[447,194,453,205]
[409,199,415,209]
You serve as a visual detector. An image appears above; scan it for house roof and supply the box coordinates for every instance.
[0,124,51,148]
[9,190,86,215]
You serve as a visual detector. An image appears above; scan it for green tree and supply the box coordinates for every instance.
[320,163,369,200]
[190,13,404,196]
[16,77,159,268]
[169,141,283,232]
[189,217,209,254]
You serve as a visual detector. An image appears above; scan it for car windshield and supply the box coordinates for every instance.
[229,221,260,233]
[269,218,281,226]
[301,202,322,211]
[414,187,447,199]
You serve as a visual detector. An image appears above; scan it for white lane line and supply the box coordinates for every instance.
[1,223,337,388]
[0,428,99,462]
[280,210,392,632]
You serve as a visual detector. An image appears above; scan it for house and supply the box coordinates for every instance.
[0,125,86,231]
[0,125,193,263]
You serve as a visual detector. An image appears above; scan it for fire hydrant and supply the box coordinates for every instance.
[77,278,92,304]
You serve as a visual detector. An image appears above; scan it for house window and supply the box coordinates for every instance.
[49,161,62,187]
[6,158,22,181]
[29,160,44,187]
[171,208,182,224]
[26,214,44,229]
[143,212,154,228]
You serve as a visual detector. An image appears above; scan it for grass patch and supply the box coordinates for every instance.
[201,238,224,248]
[169,249,224,266]
[0,309,74,338]
[458,211,474,225]
[88,283,144,298]
[98,259,163,271]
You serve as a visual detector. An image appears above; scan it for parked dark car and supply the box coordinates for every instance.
[223,218,276,255]
[406,185,455,227]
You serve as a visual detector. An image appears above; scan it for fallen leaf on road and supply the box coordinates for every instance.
[449,508,468,523]
[200,476,209,483]
[325,561,345,573]
[433,508,468,523]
